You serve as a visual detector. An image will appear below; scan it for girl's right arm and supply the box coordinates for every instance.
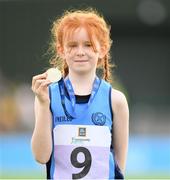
[31,73,52,164]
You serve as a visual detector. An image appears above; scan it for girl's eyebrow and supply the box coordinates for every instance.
[84,41,91,43]
[67,41,91,44]
[66,41,77,45]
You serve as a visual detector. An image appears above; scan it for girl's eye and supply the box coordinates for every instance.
[85,43,92,47]
[67,42,77,48]
[68,44,77,48]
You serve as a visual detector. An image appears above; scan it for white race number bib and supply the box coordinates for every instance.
[53,125,111,179]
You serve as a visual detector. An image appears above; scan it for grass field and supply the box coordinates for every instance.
[1,172,170,179]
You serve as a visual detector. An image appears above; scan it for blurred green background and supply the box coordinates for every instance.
[0,0,170,179]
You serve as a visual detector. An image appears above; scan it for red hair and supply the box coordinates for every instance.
[49,8,114,83]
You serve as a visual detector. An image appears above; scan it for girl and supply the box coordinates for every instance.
[31,8,129,180]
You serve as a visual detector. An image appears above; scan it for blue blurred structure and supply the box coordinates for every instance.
[126,135,170,177]
[0,134,45,178]
[0,134,170,178]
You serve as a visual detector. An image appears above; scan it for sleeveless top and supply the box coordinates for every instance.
[47,78,123,179]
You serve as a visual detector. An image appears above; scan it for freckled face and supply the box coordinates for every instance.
[61,27,103,74]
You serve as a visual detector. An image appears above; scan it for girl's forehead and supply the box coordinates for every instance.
[63,27,101,51]
[64,27,90,42]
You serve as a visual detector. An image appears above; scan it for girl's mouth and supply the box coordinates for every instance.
[74,60,88,62]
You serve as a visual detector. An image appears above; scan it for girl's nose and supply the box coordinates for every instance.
[76,46,85,56]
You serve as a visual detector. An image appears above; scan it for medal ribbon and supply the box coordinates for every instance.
[58,76,101,119]
[64,76,101,110]
[58,79,74,119]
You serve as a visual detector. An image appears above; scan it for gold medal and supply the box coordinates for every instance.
[46,68,62,82]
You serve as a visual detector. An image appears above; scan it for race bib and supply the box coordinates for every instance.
[53,125,111,179]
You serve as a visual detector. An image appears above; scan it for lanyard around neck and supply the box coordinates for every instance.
[64,76,101,110]
[58,79,74,120]
[58,76,101,119]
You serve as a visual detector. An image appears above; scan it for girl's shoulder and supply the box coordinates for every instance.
[111,88,128,110]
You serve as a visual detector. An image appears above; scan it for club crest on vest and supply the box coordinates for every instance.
[92,112,106,126]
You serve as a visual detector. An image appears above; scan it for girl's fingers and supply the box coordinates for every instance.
[37,81,51,91]
[39,80,51,90]
[35,82,51,98]
[32,79,51,93]
[33,79,46,92]
[32,72,47,87]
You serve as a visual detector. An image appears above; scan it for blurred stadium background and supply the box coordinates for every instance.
[0,0,170,179]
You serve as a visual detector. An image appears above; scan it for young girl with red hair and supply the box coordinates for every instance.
[31,8,129,179]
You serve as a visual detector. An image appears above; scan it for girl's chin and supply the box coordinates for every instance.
[71,68,93,74]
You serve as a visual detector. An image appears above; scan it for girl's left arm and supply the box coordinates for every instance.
[111,89,129,174]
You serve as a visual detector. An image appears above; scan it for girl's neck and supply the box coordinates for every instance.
[68,71,96,95]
